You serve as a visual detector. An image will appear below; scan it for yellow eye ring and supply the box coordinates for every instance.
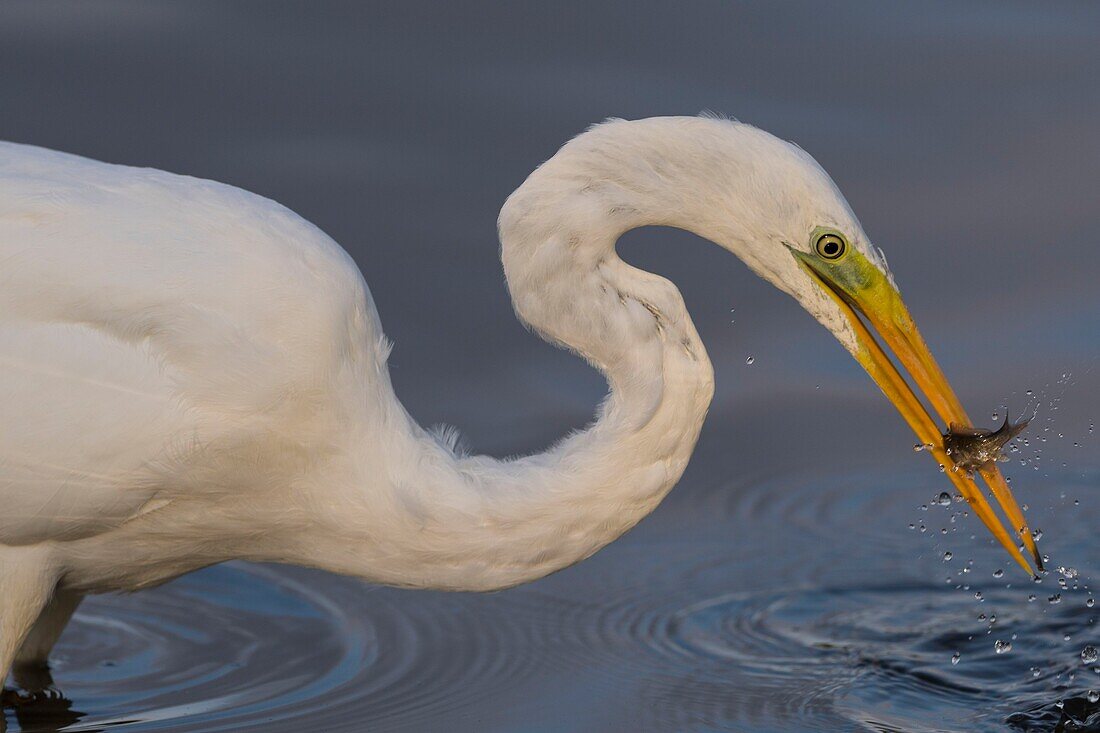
[814,232,847,260]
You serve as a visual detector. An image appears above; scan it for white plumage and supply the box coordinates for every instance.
[0,116,1025,683]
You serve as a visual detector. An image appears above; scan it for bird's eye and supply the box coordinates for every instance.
[814,233,847,260]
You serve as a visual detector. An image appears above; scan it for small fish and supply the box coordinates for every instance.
[943,415,1030,473]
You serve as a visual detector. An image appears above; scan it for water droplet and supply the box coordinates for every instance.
[935,492,952,506]
[951,652,961,665]
[1050,594,1062,604]
[943,551,953,561]
[1089,690,1100,704]
[745,356,754,365]
[1066,634,1073,642]
[992,412,1000,421]
[1028,594,1037,602]
[938,464,946,473]
[1031,666,1042,678]
[1060,566,1079,579]
[1083,646,1099,664]
[1087,598,1095,608]
[995,640,1012,654]
[993,569,1004,578]
[975,591,984,601]
[1033,528,1044,541]
[1026,389,1034,396]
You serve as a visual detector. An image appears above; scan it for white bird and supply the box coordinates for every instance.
[0,116,1039,685]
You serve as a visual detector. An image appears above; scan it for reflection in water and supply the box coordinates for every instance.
[2,691,91,733]
[5,465,1099,732]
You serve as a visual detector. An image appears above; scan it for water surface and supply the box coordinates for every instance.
[7,462,1100,732]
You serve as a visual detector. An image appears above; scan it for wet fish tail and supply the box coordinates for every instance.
[993,415,1030,446]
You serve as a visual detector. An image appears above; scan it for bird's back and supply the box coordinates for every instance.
[0,142,387,549]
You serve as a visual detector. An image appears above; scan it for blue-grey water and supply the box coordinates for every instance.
[3,2,1100,731]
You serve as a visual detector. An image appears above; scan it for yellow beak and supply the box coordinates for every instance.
[791,244,1041,577]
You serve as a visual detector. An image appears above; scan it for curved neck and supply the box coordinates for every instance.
[293,121,723,591]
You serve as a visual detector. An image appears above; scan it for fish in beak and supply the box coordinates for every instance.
[789,229,1041,577]
[944,416,1030,473]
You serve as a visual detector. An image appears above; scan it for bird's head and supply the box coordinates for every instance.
[514,116,1039,575]
[705,121,1040,576]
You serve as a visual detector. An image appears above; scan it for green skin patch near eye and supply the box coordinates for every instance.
[789,236,908,341]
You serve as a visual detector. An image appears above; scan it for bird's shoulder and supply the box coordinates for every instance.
[0,141,381,360]
[1,141,361,279]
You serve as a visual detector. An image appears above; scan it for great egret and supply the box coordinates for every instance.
[0,116,1039,684]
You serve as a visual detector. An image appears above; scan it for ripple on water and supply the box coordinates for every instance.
[6,563,581,733]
